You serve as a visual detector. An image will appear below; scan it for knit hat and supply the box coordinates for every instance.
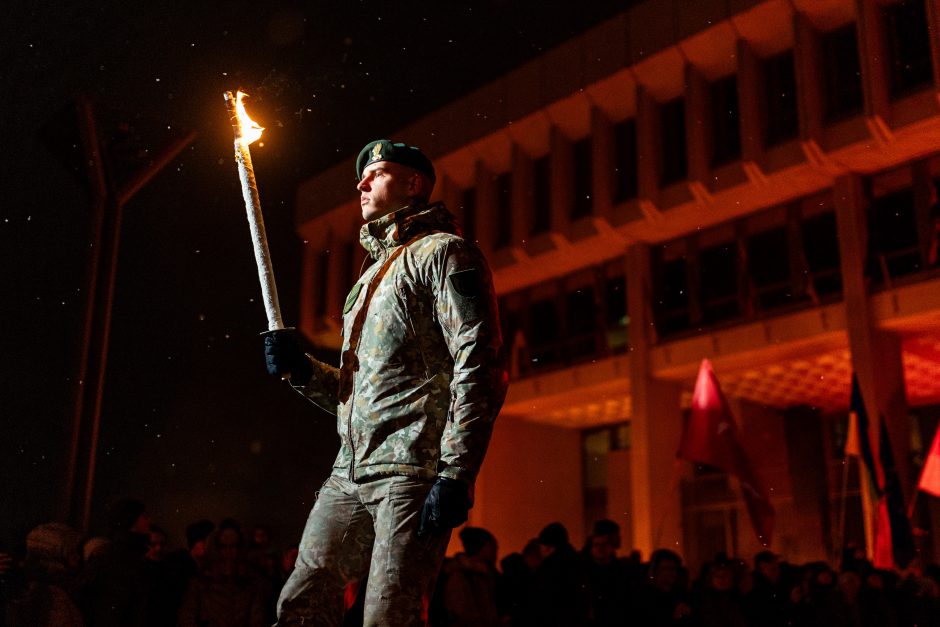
[26,522,82,564]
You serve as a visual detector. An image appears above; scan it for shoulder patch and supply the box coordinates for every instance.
[448,268,481,298]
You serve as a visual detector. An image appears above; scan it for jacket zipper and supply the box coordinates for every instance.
[348,238,389,482]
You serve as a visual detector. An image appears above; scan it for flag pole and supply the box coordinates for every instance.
[907,490,918,519]
[834,453,851,565]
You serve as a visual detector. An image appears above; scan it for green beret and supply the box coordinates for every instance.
[356,139,436,185]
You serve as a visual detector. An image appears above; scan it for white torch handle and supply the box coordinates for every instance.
[234,141,285,331]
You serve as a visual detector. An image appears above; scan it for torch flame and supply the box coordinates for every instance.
[234,90,264,145]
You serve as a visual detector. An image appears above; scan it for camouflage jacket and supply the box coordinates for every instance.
[294,202,508,485]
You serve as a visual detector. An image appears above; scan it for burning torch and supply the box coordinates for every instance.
[223,90,286,332]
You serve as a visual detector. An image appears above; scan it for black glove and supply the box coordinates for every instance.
[263,329,313,385]
[417,477,470,537]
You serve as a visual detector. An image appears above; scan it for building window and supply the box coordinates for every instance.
[762,50,799,146]
[605,274,628,353]
[572,137,593,219]
[582,424,630,535]
[747,227,800,310]
[499,295,525,376]
[882,0,935,98]
[867,188,921,284]
[613,119,638,203]
[652,251,691,337]
[583,429,610,535]
[801,211,842,298]
[532,155,551,234]
[565,284,598,360]
[710,75,742,167]
[460,187,476,243]
[495,172,513,249]
[700,242,741,323]
[529,297,561,369]
[821,24,864,123]
[660,97,688,186]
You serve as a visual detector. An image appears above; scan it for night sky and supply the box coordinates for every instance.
[1,1,632,551]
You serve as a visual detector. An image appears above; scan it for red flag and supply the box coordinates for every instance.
[873,499,895,569]
[678,359,775,545]
[917,422,940,498]
[849,375,914,569]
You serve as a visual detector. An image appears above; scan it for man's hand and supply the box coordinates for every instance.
[263,329,313,385]
[417,477,470,537]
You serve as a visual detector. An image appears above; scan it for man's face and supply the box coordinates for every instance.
[146,530,166,561]
[590,535,614,564]
[130,512,151,536]
[357,161,419,221]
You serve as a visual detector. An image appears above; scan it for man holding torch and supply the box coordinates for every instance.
[263,140,508,626]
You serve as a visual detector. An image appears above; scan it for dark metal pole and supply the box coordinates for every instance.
[64,98,196,532]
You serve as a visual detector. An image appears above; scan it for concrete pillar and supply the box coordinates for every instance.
[793,12,824,142]
[854,0,890,121]
[928,0,940,101]
[627,242,684,557]
[833,174,913,494]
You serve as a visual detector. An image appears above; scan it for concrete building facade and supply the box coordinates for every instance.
[294,0,940,570]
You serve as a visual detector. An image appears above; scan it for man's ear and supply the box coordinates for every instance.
[408,173,430,200]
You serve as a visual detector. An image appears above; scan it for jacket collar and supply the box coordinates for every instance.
[359,201,459,259]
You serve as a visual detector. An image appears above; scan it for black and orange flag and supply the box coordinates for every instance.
[678,359,775,545]
[849,376,915,569]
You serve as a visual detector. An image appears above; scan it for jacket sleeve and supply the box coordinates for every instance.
[431,239,509,485]
[292,356,340,416]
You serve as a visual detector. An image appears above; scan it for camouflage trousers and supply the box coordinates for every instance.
[275,474,451,626]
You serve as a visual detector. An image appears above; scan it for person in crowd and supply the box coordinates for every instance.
[583,531,631,626]
[77,497,153,626]
[633,548,692,626]
[145,525,167,562]
[789,561,846,627]
[156,519,215,626]
[277,544,299,588]
[745,550,789,627]
[3,522,84,626]
[245,524,279,621]
[692,559,746,627]
[898,563,940,627]
[589,519,622,555]
[438,526,502,626]
[496,539,541,626]
[178,524,265,627]
[519,522,590,626]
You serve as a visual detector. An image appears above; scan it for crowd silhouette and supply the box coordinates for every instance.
[4,497,940,626]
